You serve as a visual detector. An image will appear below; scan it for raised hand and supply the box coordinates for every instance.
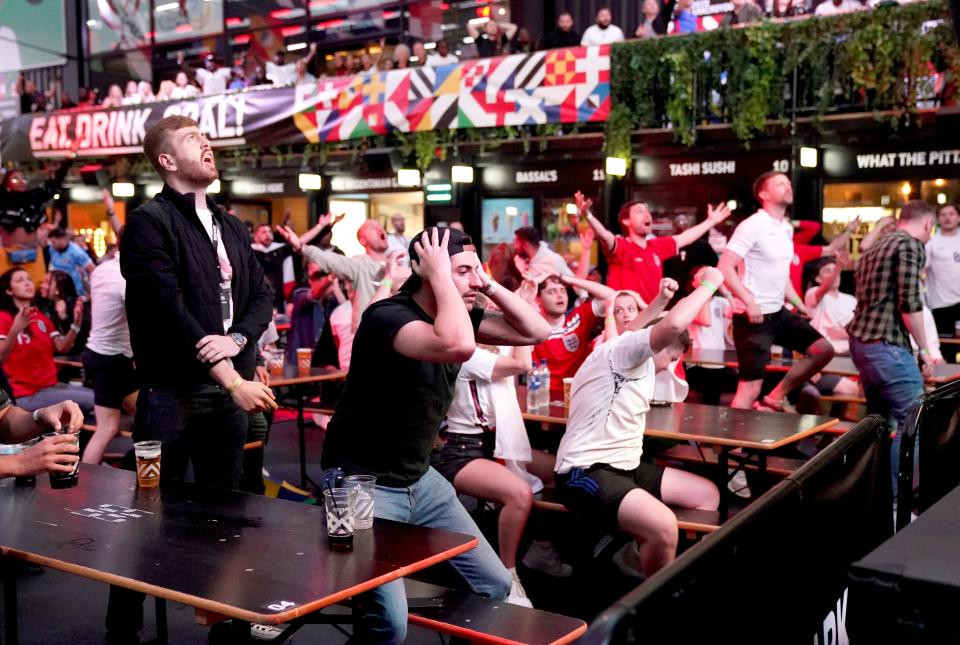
[411,227,452,284]
[658,278,679,301]
[275,225,304,253]
[707,202,732,224]
[574,191,593,216]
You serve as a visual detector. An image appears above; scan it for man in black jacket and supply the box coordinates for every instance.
[107,115,276,644]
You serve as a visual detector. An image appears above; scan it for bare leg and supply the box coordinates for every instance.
[767,339,834,404]
[82,406,121,464]
[616,488,678,576]
[526,449,556,488]
[453,459,533,569]
[659,467,720,511]
[731,379,763,409]
[122,391,139,415]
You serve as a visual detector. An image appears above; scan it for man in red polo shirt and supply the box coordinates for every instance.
[579,192,732,304]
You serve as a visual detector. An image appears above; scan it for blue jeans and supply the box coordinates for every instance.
[849,339,924,491]
[350,467,512,644]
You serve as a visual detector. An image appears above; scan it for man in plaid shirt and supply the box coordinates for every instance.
[848,200,935,485]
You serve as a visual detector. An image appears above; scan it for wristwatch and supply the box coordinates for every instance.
[230,333,248,350]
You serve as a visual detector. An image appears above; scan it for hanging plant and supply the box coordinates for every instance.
[413,131,438,172]
[603,103,633,163]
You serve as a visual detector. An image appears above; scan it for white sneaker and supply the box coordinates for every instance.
[727,468,752,498]
[506,571,533,608]
[251,623,289,641]
[521,541,573,578]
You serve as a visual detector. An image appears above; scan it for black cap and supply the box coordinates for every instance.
[400,226,476,292]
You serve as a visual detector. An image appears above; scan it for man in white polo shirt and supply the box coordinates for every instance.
[718,172,835,411]
[925,202,960,337]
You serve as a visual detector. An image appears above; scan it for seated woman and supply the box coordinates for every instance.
[0,268,94,419]
[555,268,723,579]
[37,269,87,350]
[430,281,562,608]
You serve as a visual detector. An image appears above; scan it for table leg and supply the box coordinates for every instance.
[155,597,168,644]
[297,386,308,490]
[717,448,730,522]
[1,559,17,645]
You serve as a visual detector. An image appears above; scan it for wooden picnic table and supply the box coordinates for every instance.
[0,465,477,644]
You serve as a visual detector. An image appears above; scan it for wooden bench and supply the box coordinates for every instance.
[531,488,722,536]
[655,444,806,478]
[405,579,587,645]
[819,394,866,404]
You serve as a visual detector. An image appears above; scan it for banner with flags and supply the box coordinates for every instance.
[0,45,610,162]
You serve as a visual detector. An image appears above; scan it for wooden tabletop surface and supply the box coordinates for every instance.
[520,394,837,450]
[0,465,477,625]
[684,348,960,383]
[267,365,347,388]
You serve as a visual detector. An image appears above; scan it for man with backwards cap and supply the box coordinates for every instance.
[322,226,550,642]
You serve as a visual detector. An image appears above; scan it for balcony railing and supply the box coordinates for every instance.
[608,0,956,148]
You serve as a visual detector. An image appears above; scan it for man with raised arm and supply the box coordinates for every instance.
[555,268,723,578]
[322,226,549,643]
[579,191,731,303]
[717,171,834,411]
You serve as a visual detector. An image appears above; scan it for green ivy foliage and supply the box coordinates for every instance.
[610,0,958,146]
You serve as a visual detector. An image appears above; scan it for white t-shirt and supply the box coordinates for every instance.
[690,296,731,351]
[329,301,355,372]
[195,206,234,332]
[86,257,132,358]
[815,0,862,15]
[266,61,297,86]
[580,24,625,46]
[196,67,232,95]
[446,348,500,435]
[804,287,856,355]
[426,53,460,67]
[924,232,960,309]
[531,241,575,280]
[726,209,795,314]
[555,328,655,474]
[170,85,199,100]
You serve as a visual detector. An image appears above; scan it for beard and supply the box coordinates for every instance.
[181,156,219,186]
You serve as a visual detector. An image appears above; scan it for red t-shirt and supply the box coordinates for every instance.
[790,243,824,296]
[604,235,678,304]
[533,300,601,400]
[0,310,60,398]
[793,220,821,245]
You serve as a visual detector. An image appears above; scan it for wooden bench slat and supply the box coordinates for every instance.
[405,579,587,645]
[531,489,721,534]
[655,444,805,477]
[819,394,866,404]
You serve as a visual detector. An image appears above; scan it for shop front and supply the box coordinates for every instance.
[478,159,607,266]
[326,173,424,256]
[820,144,960,253]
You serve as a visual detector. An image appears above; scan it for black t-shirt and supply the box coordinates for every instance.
[252,243,292,309]
[321,292,484,487]
[543,29,581,49]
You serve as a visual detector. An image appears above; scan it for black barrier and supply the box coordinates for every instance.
[580,415,891,645]
[896,378,960,530]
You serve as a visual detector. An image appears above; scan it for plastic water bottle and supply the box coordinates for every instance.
[539,359,551,408]
[526,362,541,411]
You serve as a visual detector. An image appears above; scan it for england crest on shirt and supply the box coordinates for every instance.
[563,333,580,353]
[653,255,661,267]
[36,320,47,334]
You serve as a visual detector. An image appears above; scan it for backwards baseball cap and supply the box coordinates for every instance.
[400,226,476,292]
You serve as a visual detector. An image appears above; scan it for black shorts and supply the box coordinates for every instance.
[732,309,824,381]
[430,431,494,484]
[556,462,665,530]
[82,349,139,409]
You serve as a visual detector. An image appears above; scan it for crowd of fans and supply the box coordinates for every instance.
[17,0,906,115]
[0,111,954,641]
